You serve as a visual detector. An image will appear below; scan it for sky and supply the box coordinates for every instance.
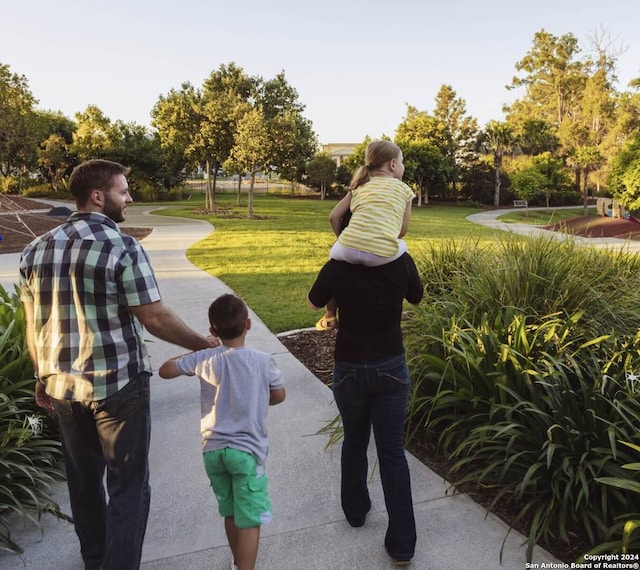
[2,0,639,145]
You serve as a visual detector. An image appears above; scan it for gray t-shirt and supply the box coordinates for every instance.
[175,345,284,464]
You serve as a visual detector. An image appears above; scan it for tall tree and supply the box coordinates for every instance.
[396,106,453,197]
[567,145,603,214]
[230,107,270,218]
[256,72,317,192]
[400,141,447,206]
[608,134,640,210]
[70,105,118,162]
[432,85,479,193]
[478,121,517,207]
[38,134,70,191]
[197,63,256,210]
[151,81,199,194]
[506,29,587,127]
[342,136,372,174]
[0,63,38,181]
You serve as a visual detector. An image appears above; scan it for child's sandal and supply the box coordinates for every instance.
[315,315,338,331]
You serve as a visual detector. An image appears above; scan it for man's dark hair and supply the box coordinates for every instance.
[208,294,248,339]
[69,159,131,205]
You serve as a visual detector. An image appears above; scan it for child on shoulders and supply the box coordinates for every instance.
[316,140,415,331]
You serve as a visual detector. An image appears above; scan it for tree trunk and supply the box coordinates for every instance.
[248,169,255,219]
[236,176,242,206]
[582,167,590,216]
[493,155,502,208]
[211,167,218,211]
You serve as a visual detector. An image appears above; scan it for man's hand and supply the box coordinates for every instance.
[35,381,53,412]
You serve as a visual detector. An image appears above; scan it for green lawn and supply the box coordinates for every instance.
[155,195,517,332]
[497,206,595,225]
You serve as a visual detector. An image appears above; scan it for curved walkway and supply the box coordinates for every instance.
[0,206,558,569]
[467,207,640,252]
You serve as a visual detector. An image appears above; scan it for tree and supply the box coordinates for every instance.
[401,141,447,206]
[33,109,76,145]
[110,121,165,196]
[510,168,546,206]
[342,136,372,174]
[196,63,256,211]
[306,153,336,200]
[151,82,199,188]
[268,111,317,193]
[38,134,70,191]
[432,85,479,194]
[608,134,640,210]
[518,119,559,155]
[506,29,587,127]
[396,106,453,198]
[0,63,38,181]
[478,121,517,207]
[70,105,118,162]
[256,72,317,193]
[230,107,270,218]
[530,152,572,209]
[568,145,603,214]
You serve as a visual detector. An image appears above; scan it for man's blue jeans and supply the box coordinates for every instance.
[332,353,416,561]
[53,373,151,570]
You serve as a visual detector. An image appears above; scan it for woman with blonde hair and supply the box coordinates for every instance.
[315,139,415,330]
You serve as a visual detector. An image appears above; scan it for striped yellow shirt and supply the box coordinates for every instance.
[338,177,415,257]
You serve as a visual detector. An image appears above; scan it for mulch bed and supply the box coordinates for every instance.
[544,214,640,239]
[0,196,152,253]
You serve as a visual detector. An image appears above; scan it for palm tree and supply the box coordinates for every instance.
[567,145,603,215]
[479,121,517,207]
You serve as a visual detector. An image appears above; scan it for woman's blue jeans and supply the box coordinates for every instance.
[332,353,416,561]
[53,373,151,570]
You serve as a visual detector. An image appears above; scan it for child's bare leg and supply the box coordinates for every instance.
[325,298,337,318]
[316,298,338,330]
[235,526,260,570]
[224,516,239,565]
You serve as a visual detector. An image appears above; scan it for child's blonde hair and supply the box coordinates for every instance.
[349,140,402,190]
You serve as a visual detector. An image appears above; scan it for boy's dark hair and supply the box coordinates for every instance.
[208,294,248,339]
[69,159,131,205]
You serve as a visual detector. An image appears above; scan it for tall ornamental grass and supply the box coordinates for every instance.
[0,285,68,555]
[404,234,640,559]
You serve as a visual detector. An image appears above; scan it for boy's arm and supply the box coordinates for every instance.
[269,387,286,405]
[329,193,352,237]
[159,356,184,379]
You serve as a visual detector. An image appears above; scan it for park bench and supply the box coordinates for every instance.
[513,200,528,208]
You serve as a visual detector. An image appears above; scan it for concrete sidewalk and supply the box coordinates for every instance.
[0,206,559,570]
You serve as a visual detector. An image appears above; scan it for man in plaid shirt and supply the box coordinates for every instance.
[19,159,217,570]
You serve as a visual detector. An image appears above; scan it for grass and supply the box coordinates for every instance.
[497,207,595,225]
[154,194,504,332]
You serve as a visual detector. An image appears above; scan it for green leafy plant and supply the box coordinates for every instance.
[403,235,640,561]
[0,285,68,555]
[591,441,640,554]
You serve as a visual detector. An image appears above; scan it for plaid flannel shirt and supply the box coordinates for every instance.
[19,212,161,401]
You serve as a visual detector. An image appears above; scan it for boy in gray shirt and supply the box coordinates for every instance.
[160,294,285,570]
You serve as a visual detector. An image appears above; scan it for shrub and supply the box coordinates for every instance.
[21,184,72,200]
[404,234,640,559]
[590,441,640,555]
[0,285,68,555]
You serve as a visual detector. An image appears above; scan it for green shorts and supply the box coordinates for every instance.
[203,447,272,528]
